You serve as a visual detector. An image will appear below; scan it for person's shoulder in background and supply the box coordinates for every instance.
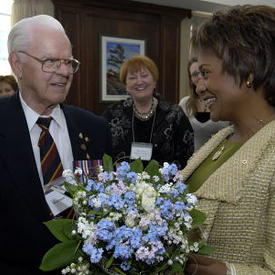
[179,96,190,116]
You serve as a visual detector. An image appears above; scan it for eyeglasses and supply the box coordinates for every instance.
[17,51,80,74]
[190,71,201,78]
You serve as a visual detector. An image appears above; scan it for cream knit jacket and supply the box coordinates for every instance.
[181,122,275,275]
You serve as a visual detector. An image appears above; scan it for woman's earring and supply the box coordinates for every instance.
[246,80,252,88]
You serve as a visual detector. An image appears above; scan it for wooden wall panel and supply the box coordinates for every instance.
[53,0,191,114]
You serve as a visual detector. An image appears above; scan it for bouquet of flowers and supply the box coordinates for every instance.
[40,155,211,274]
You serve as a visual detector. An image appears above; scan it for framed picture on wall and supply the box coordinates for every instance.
[100,35,146,102]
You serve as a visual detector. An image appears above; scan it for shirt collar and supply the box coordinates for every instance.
[19,92,63,131]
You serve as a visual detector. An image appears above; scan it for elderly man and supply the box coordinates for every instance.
[0,15,112,274]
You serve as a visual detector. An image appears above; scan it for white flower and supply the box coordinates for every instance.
[153,175,160,182]
[190,242,199,252]
[158,183,172,193]
[74,167,83,176]
[135,183,157,212]
[62,169,77,185]
[77,217,96,240]
[142,195,156,213]
[186,193,198,205]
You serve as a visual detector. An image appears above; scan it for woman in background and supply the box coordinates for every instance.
[179,57,229,151]
[0,75,18,98]
[103,55,194,169]
[183,5,275,275]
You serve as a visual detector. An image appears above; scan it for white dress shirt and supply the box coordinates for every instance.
[19,92,74,186]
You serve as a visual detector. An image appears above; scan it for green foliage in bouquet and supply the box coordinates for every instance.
[40,155,213,274]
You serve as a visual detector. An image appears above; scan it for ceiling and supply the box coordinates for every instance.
[131,0,275,13]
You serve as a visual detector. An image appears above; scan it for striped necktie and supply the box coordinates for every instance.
[37,117,63,185]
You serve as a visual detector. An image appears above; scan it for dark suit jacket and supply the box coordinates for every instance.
[0,93,112,274]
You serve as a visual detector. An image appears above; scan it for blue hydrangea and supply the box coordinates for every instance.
[159,199,174,220]
[97,193,110,208]
[126,172,138,184]
[161,163,178,181]
[109,193,125,210]
[102,171,113,182]
[113,244,133,260]
[124,191,136,205]
[96,220,116,242]
[120,260,131,271]
[174,201,186,212]
[116,162,131,180]
[82,244,103,263]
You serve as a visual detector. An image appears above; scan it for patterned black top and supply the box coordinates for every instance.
[102,94,194,169]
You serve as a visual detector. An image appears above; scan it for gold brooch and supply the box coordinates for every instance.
[212,145,225,161]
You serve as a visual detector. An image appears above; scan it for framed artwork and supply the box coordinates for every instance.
[100,35,145,102]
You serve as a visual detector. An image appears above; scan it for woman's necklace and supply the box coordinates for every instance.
[133,97,158,121]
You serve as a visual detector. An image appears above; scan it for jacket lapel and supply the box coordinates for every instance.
[62,104,86,160]
[181,121,275,203]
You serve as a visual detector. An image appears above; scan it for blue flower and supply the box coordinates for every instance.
[161,163,178,181]
[114,244,132,260]
[82,244,103,263]
[102,171,113,182]
[109,193,125,210]
[96,220,116,242]
[116,162,131,180]
[174,201,186,212]
[124,191,136,205]
[120,261,131,271]
[159,199,174,220]
[97,193,110,208]
[126,172,138,184]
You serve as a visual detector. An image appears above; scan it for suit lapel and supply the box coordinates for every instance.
[62,105,86,160]
[0,94,51,219]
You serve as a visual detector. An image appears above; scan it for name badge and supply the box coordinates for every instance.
[45,190,72,217]
[130,142,153,161]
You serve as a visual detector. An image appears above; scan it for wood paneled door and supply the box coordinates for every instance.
[53,0,191,114]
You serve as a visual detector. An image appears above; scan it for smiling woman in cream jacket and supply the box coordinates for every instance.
[182,5,275,275]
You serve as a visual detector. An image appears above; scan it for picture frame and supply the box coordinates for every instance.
[100,35,146,102]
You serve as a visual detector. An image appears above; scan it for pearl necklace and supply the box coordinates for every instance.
[133,98,158,121]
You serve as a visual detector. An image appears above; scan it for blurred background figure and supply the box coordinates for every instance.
[0,75,18,98]
[103,55,194,169]
[179,57,229,151]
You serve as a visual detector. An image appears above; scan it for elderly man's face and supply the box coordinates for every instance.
[17,27,74,114]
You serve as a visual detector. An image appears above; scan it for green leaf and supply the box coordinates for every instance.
[103,154,113,172]
[190,208,207,229]
[198,245,215,255]
[44,219,74,242]
[130,159,144,173]
[145,160,160,177]
[64,181,79,196]
[105,256,114,269]
[172,261,183,273]
[39,240,79,271]
[154,263,169,273]
[114,267,127,275]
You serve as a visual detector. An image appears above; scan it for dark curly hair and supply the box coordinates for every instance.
[192,5,275,106]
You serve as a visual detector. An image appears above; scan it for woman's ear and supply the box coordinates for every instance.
[8,51,23,80]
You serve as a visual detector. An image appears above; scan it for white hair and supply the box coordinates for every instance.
[8,14,68,53]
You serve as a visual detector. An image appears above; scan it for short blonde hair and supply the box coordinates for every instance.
[120,55,159,84]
